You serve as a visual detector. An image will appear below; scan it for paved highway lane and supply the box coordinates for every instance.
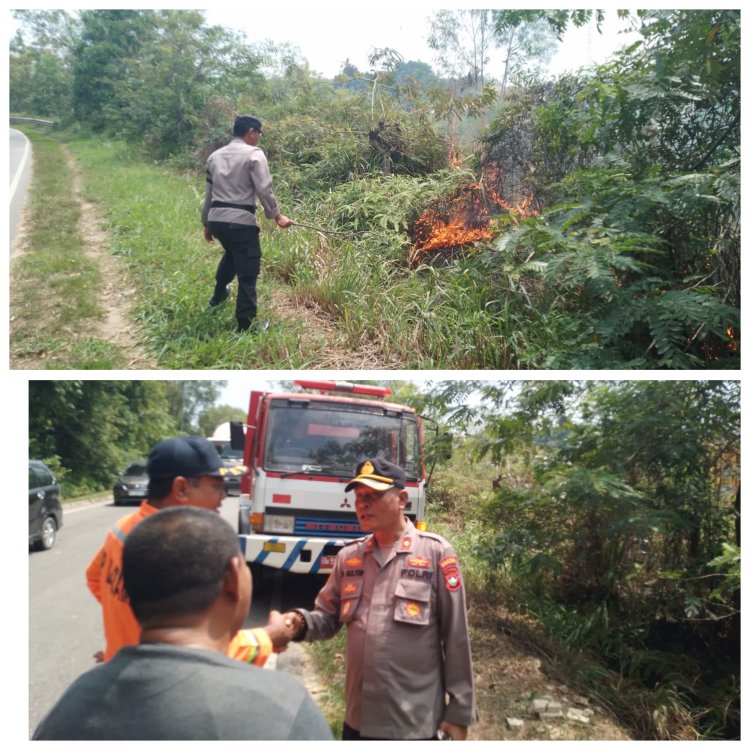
[10,128,32,252]
[28,494,325,737]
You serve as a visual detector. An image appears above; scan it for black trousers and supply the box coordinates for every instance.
[209,222,261,321]
[342,723,438,741]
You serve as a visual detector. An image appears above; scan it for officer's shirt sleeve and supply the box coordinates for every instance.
[201,159,213,226]
[436,543,477,727]
[249,151,280,219]
[298,558,344,641]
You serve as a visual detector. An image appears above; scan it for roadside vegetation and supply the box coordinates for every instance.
[10,9,740,369]
[28,380,227,496]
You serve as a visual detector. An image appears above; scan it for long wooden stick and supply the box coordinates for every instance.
[291,220,368,236]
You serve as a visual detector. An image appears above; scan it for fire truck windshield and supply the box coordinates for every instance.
[263,403,420,479]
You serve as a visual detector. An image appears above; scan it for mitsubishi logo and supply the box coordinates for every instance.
[340,497,352,508]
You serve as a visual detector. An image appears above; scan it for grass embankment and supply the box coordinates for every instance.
[10,129,124,368]
[13,130,539,369]
[306,632,347,738]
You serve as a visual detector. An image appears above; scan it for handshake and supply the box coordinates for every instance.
[263,610,306,652]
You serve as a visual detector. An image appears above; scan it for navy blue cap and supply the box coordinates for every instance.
[147,437,227,481]
[345,457,406,492]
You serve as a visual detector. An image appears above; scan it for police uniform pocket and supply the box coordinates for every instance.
[393,579,432,626]
[339,579,363,622]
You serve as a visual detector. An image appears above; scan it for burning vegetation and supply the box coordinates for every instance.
[407,166,538,266]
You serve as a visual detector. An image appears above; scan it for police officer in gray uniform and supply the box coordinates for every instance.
[201,115,292,332]
[283,457,477,740]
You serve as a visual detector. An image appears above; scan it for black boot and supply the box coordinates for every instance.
[237,317,252,332]
[207,286,229,307]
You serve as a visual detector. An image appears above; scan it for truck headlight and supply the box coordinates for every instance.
[263,515,295,534]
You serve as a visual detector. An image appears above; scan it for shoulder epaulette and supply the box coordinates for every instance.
[415,529,445,543]
[343,535,370,548]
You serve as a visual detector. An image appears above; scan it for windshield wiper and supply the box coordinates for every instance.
[279,464,342,478]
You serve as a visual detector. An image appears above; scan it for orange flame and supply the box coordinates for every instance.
[726,327,738,353]
[409,166,538,264]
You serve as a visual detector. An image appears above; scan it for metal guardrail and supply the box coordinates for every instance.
[10,116,56,128]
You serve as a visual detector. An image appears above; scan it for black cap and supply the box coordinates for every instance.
[345,457,406,492]
[148,436,237,481]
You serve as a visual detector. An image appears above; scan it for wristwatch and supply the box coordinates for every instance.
[289,610,308,641]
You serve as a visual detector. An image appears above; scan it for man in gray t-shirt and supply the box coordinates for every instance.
[32,507,332,741]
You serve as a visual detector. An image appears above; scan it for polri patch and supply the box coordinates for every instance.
[439,556,462,592]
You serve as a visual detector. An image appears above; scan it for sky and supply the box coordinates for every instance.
[204,5,640,80]
[8,5,640,80]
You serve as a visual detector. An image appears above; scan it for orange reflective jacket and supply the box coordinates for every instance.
[85,501,270,666]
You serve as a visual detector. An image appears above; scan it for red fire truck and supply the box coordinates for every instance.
[230,380,431,577]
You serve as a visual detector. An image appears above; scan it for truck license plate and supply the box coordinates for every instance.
[262,541,286,553]
[319,555,337,569]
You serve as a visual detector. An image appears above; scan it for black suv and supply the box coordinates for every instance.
[29,460,63,551]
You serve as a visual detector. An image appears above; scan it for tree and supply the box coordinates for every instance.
[11,9,80,55]
[446,380,741,617]
[163,381,225,433]
[490,11,558,103]
[120,11,266,158]
[29,381,179,493]
[428,9,493,93]
[198,405,247,437]
[72,9,158,131]
[10,10,78,119]
[28,52,73,118]
[491,9,609,39]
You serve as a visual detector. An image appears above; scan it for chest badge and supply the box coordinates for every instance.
[405,602,422,618]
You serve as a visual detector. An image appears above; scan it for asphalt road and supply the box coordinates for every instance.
[28,494,325,737]
[10,128,32,252]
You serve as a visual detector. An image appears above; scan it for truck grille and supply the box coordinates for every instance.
[294,516,363,538]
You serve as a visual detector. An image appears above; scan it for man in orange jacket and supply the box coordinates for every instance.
[86,436,293,665]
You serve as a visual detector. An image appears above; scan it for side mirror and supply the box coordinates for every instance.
[230,421,246,451]
[423,429,453,488]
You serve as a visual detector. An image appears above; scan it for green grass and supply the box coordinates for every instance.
[306,631,347,739]
[24,131,543,369]
[11,130,557,369]
[66,136,347,368]
[10,128,127,369]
